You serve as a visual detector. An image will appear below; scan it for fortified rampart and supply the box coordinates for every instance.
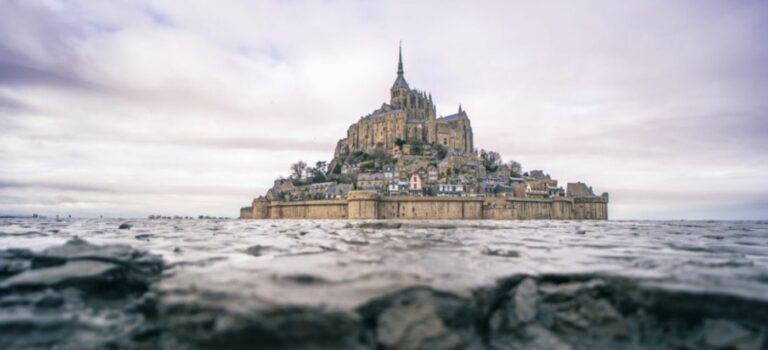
[242,191,608,220]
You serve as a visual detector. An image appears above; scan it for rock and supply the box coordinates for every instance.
[576,230,586,235]
[244,245,276,257]
[376,297,460,350]
[539,279,605,299]
[135,233,155,241]
[41,238,162,276]
[524,325,572,350]
[358,222,402,229]
[118,222,132,230]
[359,289,476,350]
[377,300,452,349]
[555,311,589,329]
[704,319,764,350]
[514,278,539,323]
[577,297,627,337]
[1,239,163,293]
[0,239,164,349]
[0,260,119,290]
[482,247,521,258]
[0,249,33,277]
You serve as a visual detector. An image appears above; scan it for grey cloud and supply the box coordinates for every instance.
[163,137,335,152]
[0,61,89,88]
[0,180,114,193]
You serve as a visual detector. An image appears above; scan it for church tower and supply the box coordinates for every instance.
[390,43,409,108]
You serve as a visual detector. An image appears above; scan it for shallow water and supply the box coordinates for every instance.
[1,219,767,349]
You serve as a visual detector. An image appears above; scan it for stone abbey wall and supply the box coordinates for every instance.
[244,191,607,220]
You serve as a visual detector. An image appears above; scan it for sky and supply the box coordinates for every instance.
[1,0,767,219]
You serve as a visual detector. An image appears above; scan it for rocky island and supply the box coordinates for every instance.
[240,46,608,220]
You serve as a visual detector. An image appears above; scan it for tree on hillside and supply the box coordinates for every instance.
[433,143,447,160]
[308,163,328,183]
[290,161,307,179]
[315,161,328,174]
[480,150,503,172]
[371,148,392,168]
[411,139,424,155]
[508,160,522,177]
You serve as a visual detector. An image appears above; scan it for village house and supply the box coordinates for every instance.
[437,183,464,196]
[409,174,423,195]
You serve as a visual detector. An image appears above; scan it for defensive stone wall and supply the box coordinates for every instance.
[242,191,608,220]
[572,197,609,220]
[255,199,348,219]
[377,197,484,220]
[240,206,253,219]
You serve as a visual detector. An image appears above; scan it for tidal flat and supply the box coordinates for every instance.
[1,219,767,349]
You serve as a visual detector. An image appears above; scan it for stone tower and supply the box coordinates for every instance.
[390,42,410,108]
[389,44,435,122]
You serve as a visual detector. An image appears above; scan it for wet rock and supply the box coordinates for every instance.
[118,222,132,229]
[135,233,155,241]
[359,288,479,350]
[0,239,164,349]
[243,244,280,257]
[538,279,605,300]
[489,278,540,338]
[554,311,589,329]
[158,297,366,350]
[514,278,539,323]
[523,325,572,350]
[276,273,328,285]
[0,260,120,290]
[482,247,521,258]
[358,222,402,229]
[703,319,764,350]
[0,249,33,277]
[376,297,459,349]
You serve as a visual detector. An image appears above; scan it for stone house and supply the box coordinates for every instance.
[427,165,438,183]
[383,164,399,180]
[525,181,549,199]
[437,183,464,196]
[341,163,360,175]
[357,173,386,191]
[326,183,352,199]
[409,174,423,195]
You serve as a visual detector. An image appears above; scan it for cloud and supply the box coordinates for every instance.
[1,0,767,219]
[0,180,113,193]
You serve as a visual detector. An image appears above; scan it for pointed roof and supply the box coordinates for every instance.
[391,42,409,90]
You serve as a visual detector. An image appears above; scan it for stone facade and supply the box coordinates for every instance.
[241,190,607,220]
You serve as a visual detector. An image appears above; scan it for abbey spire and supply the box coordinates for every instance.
[391,42,409,90]
[397,42,404,76]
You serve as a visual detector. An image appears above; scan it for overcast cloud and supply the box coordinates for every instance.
[1,0,767,219]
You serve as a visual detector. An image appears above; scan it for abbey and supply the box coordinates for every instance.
[240,45,609,220]
[334,45,474,158]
